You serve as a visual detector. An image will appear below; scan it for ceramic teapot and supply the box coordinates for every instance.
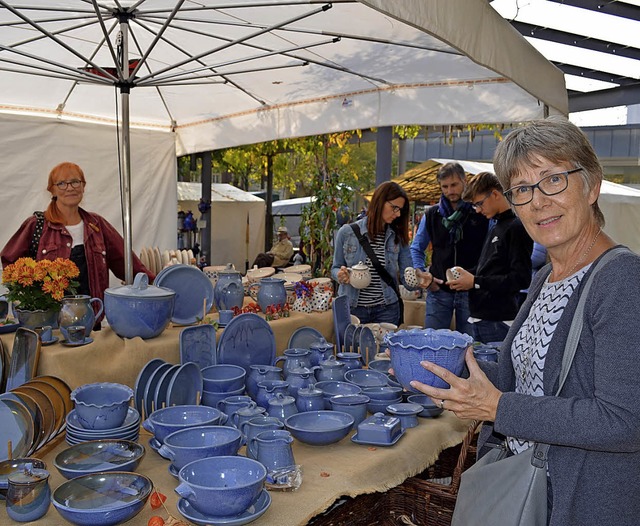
[348,262,371,289]
[214,264,244,311]
[274,348,313,378]
[58,295,104,339]
[266,393,298,424]
[248,277,287,313]
[285,366,315,398]
[314,355,346,382]
[308,338,334,366]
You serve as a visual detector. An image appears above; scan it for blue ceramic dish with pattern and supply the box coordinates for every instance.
[51,472,153,526]
[54,440,145,480]
[284,410,354,446]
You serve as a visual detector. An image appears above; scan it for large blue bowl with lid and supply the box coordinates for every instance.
[385,328,473,392]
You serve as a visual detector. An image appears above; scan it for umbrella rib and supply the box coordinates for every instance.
[0,62,98,84]
[137,0,351,14]
[90,0,123,79]
[134,3,331,83]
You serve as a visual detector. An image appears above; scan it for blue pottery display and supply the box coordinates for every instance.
[58,295,103,339]
[214,266,244,311]
[176,456,266,517]
[104,273,175,339]
[6,468,50,522]
[248,278,287,313]
[246,365,282,401]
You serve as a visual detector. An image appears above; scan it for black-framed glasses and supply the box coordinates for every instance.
[503,168,582,206]
[471,192,493,210]
[387,202,402,214]
[54,179,83,190]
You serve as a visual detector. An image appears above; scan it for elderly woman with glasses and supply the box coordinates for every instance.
[410,117,640,525]
[332,181,432,325]
[1,162,154,324]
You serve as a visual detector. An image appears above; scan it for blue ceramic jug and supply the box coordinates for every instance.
[240,416,284,459]
[295,384,325,412]
[308,338,334,366]
[274,348,312,378]
[214,265,244,311]
[285,366,314,398]
[58,295,103,339]
[248,278,286,313]
[246,365,282,401]
[255,380,289,409]
[251,429,295,472]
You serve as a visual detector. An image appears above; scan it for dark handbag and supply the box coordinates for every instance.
[349,223,404,325]
[29,211,45,258]
[451,246,628,526]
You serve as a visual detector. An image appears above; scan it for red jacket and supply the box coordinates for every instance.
[1,208,154,313]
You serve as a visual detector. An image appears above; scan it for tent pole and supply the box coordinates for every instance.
[120,16,134,284]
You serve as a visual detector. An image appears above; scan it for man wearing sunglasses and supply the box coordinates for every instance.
[410,162,488,335]
[446,171,533,343]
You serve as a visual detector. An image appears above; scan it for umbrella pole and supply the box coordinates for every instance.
[119,19,134,284]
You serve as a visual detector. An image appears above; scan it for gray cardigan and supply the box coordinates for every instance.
[477,246,640,526]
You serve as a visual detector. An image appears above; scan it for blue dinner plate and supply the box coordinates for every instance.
[166,362,203,407]
[287,326,324,350]
[359,326,378,365]
[154,364,180,412]
[0,399,34,461]
[217,313,276,375]
[154,265,215,325]
[143,363,173,417]
[134,359,167,416]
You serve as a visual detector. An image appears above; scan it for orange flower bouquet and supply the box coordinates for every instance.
[2,257,80,311]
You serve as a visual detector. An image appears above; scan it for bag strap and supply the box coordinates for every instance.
[29,211,45,258]
[349,223,400,299]
[531,246,629,468]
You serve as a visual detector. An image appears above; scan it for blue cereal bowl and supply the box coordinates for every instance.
[142,405,227,444]
[344,369,389,388]
[158,426,242,470]
[406,395,445,418]
[201,365,246,393]
[285,410,354,446]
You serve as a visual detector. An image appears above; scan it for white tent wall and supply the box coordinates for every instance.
[599,181,640,255]
[0,113,176,284]
[178,183,266,273]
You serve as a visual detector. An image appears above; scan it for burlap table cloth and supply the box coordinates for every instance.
[0,310,334,391]
[2,412,470,526]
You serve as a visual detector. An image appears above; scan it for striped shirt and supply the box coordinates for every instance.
[357,232,387,306]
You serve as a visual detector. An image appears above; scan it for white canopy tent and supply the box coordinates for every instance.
[178,182,266,272]
[0,0,568,278]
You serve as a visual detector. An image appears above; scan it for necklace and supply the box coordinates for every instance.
[551,228,602,282]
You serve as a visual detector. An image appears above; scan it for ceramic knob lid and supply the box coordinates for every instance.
[106,272,174,298]
[8,468,49,484]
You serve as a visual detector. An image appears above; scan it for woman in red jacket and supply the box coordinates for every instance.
[1,162,154,323]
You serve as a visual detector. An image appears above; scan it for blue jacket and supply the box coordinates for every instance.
[331,217,413,308]
[478,246,640,525]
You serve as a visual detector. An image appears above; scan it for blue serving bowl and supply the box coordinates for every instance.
[385,329,473,392]
[142,405,227,444]
[51,472,153,526]
[406,394,445,418]
[367,359,391,374]
[176,456,266,517]
[158,426,242,470]
[361,386,403,401]
[54,440,145,480]
[329,394,370,427]
[366,396,402,415]
[70,383,134,430]
[315,381,362,408]
[285,410,354,446]
[344,369,389,388]
[201,364,246,393]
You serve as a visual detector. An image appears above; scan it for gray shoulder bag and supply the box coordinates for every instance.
[451,247,628,526]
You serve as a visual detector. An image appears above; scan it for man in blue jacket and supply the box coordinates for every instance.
[410,162,488,335]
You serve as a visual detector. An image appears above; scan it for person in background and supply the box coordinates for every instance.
[252,226,294,268]
[332,181,432,325]
[412,116,640,525]
[410,162,488,335]
[446,171,533,343]
[519,241,548,306]
[1,162,154,323]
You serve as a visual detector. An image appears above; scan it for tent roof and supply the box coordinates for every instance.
[366,158,493,202]
[178,182,265,203]
[0,1,567,155]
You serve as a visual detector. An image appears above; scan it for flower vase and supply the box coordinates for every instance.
[14,307,60,329]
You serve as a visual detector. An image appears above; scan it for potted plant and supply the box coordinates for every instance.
[2,257,79,328]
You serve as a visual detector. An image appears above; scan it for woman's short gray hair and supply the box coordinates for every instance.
[493,115,604,226]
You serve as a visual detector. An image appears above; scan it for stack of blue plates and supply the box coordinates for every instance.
[65,407,140,445]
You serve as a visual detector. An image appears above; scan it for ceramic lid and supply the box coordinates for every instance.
[309,338,334,352]
[106,273,174,298]
[218,263,240,275]
[8,467,49,484]
[247,267,275,280]
[285,264,311,274]
[351,261,368,271]
[318,356,344,369]
[297,385,323,397]
[268,393,296,407]
[386,402,423,415]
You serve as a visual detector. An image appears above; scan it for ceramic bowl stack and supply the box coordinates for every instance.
[66,383,140,445]
[200,364,247,408]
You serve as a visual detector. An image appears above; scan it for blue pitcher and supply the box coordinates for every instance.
[214,265,244,311]
[58,295,104,339]
[274,348,312,378]
[248,278,286,314]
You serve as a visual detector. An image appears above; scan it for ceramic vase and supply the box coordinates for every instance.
[14,307,60,329]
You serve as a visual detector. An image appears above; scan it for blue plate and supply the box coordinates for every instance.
[6,327,39,391]
[287,326,324,350]
[166,362,203,407]
[154,264,215,325]
[61,336,94,347]
[177,490,272,526]
[217,313,276,375]
[154,364,179,412]
[134,359,166,416]
[343,323,356,354]
[359,326,377,365]
[180,325,216,369]
[41,336,59,346]
[0,321,20,334]
[143,362,173,417]
[351,429,404,447]
[0,399,34,461]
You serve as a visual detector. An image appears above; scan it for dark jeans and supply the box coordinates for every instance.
[471,320,509,344]
[351,301,400,325]
[425,289,472,337]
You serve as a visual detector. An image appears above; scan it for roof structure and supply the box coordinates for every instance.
[490,0,640,116]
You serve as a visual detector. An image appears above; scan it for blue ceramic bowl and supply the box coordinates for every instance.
[285,410,354,446]
[201,386,245,408]
[367,359,391,374]
[385,329,473,392]
[472,346,499,362]
[329,394,370,427]
[54,440,145,480]
[176,456,266,517]
[70,383,134,430]
[142,405,227,444]
[406,394,445,418]
[159,426,242,470]
[344,369,389,388]
[51,472,153,526]
[361,386,403,401]
[366,397,402,415]
[201,365,246,393]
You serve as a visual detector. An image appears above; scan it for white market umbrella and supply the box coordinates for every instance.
[0,0,567,281]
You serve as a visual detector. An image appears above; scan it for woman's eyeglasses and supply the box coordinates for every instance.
[387,202,402,213]
[503,168,582,206]
[54,179,83,190]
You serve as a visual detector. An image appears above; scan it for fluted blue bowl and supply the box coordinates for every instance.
[285,410,354,446]
[70,383,133,430]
